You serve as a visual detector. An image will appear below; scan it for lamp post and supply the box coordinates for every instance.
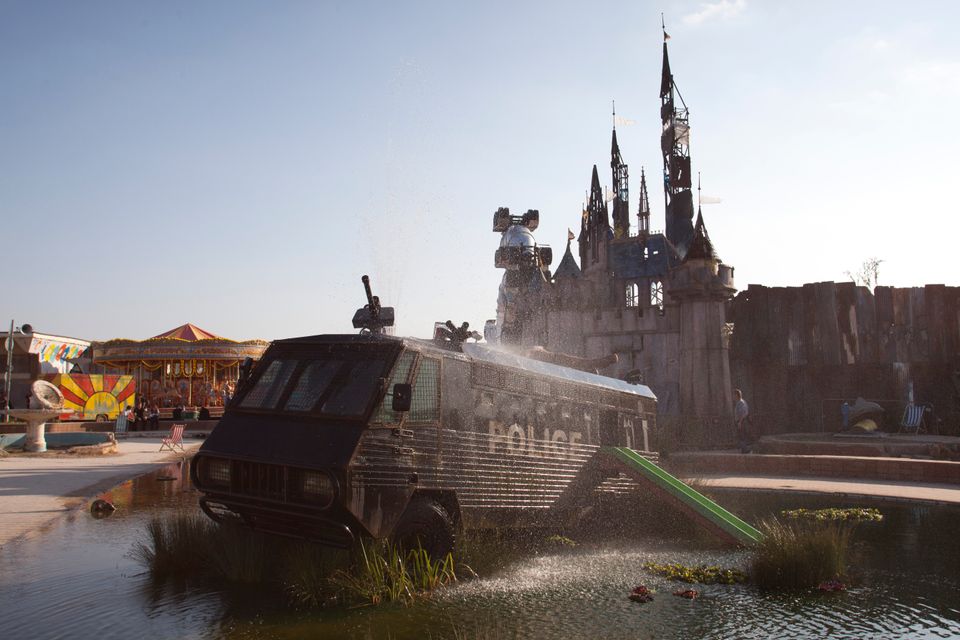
[3,319,13,423]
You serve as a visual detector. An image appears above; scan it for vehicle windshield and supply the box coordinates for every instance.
[236,350,391,418]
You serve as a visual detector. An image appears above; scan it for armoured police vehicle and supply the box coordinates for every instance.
[192,278,657,556]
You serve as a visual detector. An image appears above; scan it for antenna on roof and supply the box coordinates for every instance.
[612,99,616,129]
[698,171,702,207]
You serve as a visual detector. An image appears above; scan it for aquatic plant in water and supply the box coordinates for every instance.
[672,589,699,599]
[629,584,654,603]
[131,514,214,578]
[329,539,457,606]
[642,562,747,584]
[133,514,456,608]
[817,579,847,592]
[544,534,578,547]
[780,507,883,522]
[751,518,852,589]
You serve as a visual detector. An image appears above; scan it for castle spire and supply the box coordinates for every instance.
[585,165,609,264]
[684,208,717,262]
[660,27,695,257]
[610,105,630,239]
[638,167,650,237]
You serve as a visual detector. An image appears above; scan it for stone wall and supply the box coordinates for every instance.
[729,283,960,435]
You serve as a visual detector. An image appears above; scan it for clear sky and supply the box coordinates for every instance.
[2,0,958,342]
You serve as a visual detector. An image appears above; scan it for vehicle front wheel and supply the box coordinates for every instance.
[391,498,455,560]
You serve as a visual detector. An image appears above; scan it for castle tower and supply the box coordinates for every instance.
[611,123,630,239]
[660,34,695,255]
[667,206,737,442]
[577,165,610,274]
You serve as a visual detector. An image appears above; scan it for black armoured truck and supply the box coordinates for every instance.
[192,280,657,557]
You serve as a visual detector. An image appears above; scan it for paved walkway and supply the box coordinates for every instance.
[687,474,960,505]
[0,438,201,549]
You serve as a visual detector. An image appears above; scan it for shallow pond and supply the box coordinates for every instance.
[1,459,958,639]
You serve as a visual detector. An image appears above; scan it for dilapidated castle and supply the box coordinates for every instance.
[489,36,960,447]
[490,36,736,446]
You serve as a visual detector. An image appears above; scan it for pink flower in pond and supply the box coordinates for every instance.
[629,585,654,602]
[817,580,846,592]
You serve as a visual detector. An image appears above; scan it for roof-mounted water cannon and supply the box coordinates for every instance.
[433,320,482,350]
[352,275,395,335]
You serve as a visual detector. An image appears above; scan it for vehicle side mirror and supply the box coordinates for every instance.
[392,383,412,412]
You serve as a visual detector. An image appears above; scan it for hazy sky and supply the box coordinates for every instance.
[3,1,958,342]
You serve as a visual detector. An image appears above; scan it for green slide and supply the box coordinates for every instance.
[604,447,762,546]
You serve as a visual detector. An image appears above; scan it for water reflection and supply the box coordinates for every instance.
[0,461,958,640]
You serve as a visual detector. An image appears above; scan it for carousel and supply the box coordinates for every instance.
[93,324,269,407]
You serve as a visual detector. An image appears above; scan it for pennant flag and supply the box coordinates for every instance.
[700,195,723,204]
[568,228,575,241]
[664,31,671,41]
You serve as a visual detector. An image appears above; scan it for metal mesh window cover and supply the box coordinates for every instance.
[239,359,297,409]
[409,357,440,423]
[284,360,342,412]
[473,364,501,388]
[503,370,521,391]
[532,379,550,396]
[372,351,415,424]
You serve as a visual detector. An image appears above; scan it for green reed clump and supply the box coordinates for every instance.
[642,562,747,584]
[751,518,853,589]
[780,507,883,522]
[281,542,349,608]
[205,523,271,584]
[331,540,457,606]
[134,514,459,608]
[132,514,214,577]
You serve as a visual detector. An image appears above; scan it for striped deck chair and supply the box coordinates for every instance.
[899,403,928,435]
[159,423,186,452]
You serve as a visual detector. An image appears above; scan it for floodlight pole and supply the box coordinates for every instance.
[4,319,13,423]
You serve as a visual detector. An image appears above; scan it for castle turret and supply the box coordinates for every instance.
[554,230,582,281]
[668,206,737,443]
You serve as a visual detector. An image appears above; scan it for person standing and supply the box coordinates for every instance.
[734,388,751,453]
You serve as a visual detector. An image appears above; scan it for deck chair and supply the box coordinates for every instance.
[115,411,128,436]
[159,423,186,452]
[899,403,930,435]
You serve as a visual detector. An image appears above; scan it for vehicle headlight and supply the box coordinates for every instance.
[301,470,335,506]
[204,457,231,488]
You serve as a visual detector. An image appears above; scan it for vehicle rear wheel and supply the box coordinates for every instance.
[391,498,455,560]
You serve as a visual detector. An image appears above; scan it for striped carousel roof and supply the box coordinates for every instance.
[151,323,222,342]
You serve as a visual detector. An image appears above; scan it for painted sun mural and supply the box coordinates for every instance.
[46,374,136,420]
